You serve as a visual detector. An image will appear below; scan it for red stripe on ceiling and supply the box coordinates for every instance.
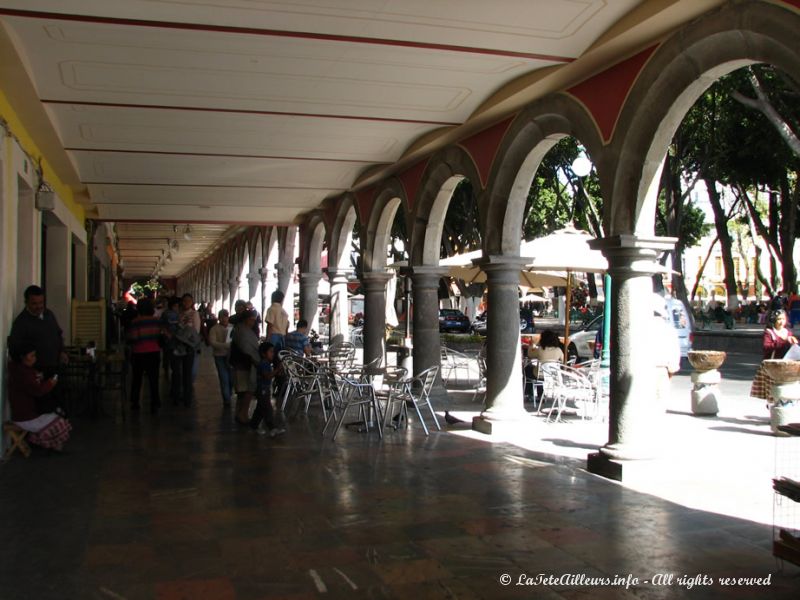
[458,116,515,187]
[0,8,574,63]
[397,159,430,214]
[567,45,657,142]
[42,99,461,126]
[84,182,345,191]
[98,217,294,226]
[65,147,384,165]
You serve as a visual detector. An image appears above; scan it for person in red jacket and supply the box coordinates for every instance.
[7,343,72,452]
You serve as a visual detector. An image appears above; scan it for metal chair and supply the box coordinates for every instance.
[472,356,487,404]
[95,351,127,419]
[540,363,595,423]
[382,366,441,435]
[328,342,356,372]
[322,374,383,440]
[440,346,473,387]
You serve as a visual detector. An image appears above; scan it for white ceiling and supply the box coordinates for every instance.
[0,0,650,277]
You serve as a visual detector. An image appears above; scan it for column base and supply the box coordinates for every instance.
[586,451,655,482]
[472,408,533,435]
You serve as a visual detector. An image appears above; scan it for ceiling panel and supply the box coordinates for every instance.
[70,151,361,188]
[116,222,240,278]
[0,0,640,58]
[0,0,651,279]
[45,103,433,162]
[6,16,546,121]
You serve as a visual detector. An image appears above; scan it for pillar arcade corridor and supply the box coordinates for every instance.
[1,1,800,598]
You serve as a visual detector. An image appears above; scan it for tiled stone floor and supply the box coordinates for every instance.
[1,350,798,599]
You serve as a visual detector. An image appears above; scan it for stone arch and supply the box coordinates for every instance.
[411,146,483,266]
[364,178,408,272]
[307,220,326,274]
[483,94,607,255]
[328,195,359,272]
[610,0,800,235]
[250,229,264,304]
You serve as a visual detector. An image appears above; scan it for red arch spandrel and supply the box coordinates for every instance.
[397,159,428,213]
[355,187,376,225]
[567,45,657,142]
[458,116,515,187]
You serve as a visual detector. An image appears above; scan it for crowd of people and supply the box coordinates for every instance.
[4,283,322,455]
[120,289,318,438]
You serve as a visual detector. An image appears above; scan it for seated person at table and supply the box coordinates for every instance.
[284,320,313,357]
[7,343,72,452]
[249,342,285,438]
[528,329,564,372]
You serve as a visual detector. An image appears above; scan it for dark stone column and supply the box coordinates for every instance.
[587,235,676,480]
[361,271,393,367]
[481,257,528,418]
[410,267,446,380]
[299,272,322,332]
[325,268,352,342]
[227,278,240,311]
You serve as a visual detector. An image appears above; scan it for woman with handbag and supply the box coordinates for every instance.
[750,309,798,402]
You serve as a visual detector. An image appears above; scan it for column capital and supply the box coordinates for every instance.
[361,270,393,287]
[227,277,240,287]
[324,268,353,285]
[410,265,446,289]
[300,271,323,284]
[590,235,676,276]
[474,255,527,284]
[246,271,261,282]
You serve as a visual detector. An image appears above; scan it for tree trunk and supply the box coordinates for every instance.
[779,173,798,293]
[691,236,718,301]
[704,178,739,309]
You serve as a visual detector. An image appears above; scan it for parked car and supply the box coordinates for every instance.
[439,308,471,333]
[567,297,694,360]
[665,296,693,357]
[567,315,603,360]
[471,312,527,337]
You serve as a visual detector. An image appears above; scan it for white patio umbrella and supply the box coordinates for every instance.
[523,227,607,362]
[440,249,568,288]
[520,292,547,303]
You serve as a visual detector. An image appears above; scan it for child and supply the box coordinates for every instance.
[8,344,72,452]
[249,342,286,438]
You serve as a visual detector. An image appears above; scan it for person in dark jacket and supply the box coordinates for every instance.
[7,342,71,452]
[8,285,67,375]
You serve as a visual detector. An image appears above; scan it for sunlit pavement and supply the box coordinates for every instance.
[443,352,783,526]
[1,347,799,599]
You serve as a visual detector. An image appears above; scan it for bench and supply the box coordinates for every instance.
[3,422,31,459]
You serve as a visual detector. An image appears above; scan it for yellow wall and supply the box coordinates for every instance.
[0,88,84,223]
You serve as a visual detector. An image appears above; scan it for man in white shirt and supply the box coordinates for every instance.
[265,290,289,352]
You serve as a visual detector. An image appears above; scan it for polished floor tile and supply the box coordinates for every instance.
[0,350,798,599]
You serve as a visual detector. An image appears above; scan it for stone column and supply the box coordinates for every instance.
[299,272,322,332]
[259,267,271,317]
[587,235,676,480]
[326,268,352,342]
[247,271,261,305]
[228,278,240,311]
[361,271,392,368]
[410,267,446,380]
[475,257,529,429]
[275,261,296,322]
